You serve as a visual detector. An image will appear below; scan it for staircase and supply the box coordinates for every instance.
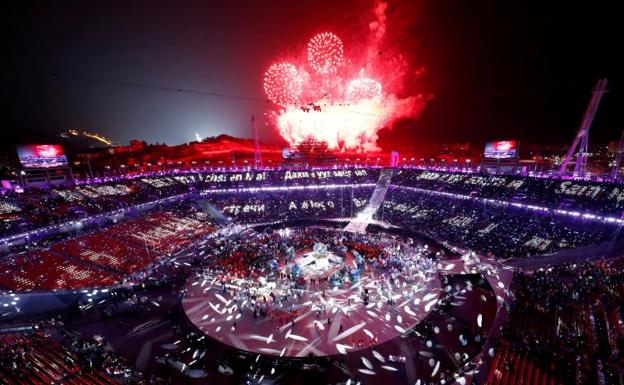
[344,168,394,233]
[197,199,232,226]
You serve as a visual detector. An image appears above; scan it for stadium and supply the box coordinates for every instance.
[1,163,624,385]
[3,1,624,385]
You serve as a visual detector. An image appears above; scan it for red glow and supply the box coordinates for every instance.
[496,141,513,151]
[263,1,430,151]
[37,145,60,158]
[346,77,383,103]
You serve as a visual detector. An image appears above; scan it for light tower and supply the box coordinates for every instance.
[251,113,263,168]
[558,79,608,176]
[390,150,399,167]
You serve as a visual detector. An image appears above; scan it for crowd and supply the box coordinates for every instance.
[2,168,622,294]
[0,202,215,291]
[393,168,624,217]
[378,186,619,259]
[3,166,622,253]
[186,227,445,341]
[486,259,624,385]
[2,166,624,385]
[0,180,189,237]
[0,167,380,238]
[0,320,168,385]
[190,226,440,280]
[206,186,373,223]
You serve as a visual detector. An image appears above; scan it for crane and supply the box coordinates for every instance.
[558,78,608,176]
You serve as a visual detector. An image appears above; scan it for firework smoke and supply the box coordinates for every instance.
[263,0,430,152]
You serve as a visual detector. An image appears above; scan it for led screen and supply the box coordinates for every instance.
[484,140,518,159]
[17,145,68,168]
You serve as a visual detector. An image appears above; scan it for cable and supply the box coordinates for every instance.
[42,70,270,103]
[13,67,402,119]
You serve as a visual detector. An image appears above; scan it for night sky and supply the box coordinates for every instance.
[2,0,623,152]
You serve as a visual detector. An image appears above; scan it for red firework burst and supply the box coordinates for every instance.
[307,32,344,74]
[345,77,383,103]
[263,63,303,107]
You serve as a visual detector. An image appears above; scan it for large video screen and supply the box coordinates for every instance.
[16,145,69,169]
[484,140,518,159]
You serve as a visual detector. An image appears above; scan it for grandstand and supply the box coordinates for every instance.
[1,163,624,385]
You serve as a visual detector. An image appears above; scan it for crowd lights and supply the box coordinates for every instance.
[401,185,624,225]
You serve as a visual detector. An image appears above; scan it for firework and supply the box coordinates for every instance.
[263,63,303,107]
[264,1,430,151]
[345,77,383,103]
[307,32,344,74]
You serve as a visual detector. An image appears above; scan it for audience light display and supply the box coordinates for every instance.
[16,144,69,169]
[483,140,518,160]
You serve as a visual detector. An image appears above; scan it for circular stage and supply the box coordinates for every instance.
[181,228,445,357]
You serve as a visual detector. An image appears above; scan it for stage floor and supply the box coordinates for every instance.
[182,252,441,357]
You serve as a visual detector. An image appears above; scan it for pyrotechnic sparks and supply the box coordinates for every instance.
[274,95,423,150]
[307,32,345,74]
[263,1,430,151]
[263,63,304,107]
[346,77,383,103]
